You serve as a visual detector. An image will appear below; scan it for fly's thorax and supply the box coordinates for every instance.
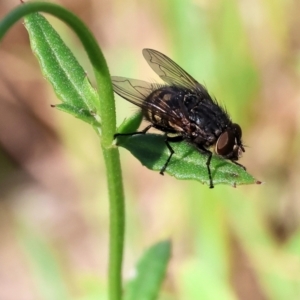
[183,90,231,137]
[184,122,217,148]
[183,92,201,111]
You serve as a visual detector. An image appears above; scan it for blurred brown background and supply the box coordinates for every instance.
[1,0,300,299]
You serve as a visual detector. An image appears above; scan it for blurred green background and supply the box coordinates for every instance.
[1,0,300,299]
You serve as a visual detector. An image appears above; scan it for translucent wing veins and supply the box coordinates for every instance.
[142,48,202,91]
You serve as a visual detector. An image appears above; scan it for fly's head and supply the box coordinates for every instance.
[215,123,245,161]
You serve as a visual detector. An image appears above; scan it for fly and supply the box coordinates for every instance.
[112,49,246,188]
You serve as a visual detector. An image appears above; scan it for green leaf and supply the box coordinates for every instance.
[81,76,100,116]
[117,111,143,134]
[124,240,171,300]
[54,103,99,126]
[116,134,260,187]
[24,12,100,125]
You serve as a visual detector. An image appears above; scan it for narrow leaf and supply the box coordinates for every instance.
[124,240,171,300]
[24,13,100,125]
[81,76,99,115]
[116,134,260,187]
[54,103,99,126]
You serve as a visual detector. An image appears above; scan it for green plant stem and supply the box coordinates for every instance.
[102,146,124,299]
[0,3,125,300]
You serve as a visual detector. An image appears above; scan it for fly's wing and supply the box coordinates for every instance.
[112,76,183,123]
[111,76,154,104]
[143,49,206,92]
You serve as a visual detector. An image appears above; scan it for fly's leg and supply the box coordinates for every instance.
[206,152,214,189]
[160,136,183,175]
[199,146,214,189]
[232,160,246,171]
[114,124,152,139]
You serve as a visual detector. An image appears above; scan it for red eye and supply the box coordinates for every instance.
[216,130,235,156]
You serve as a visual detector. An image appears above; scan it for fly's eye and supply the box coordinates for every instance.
[216,130,235,156]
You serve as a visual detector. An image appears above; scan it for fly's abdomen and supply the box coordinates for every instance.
[142,86,185,133]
